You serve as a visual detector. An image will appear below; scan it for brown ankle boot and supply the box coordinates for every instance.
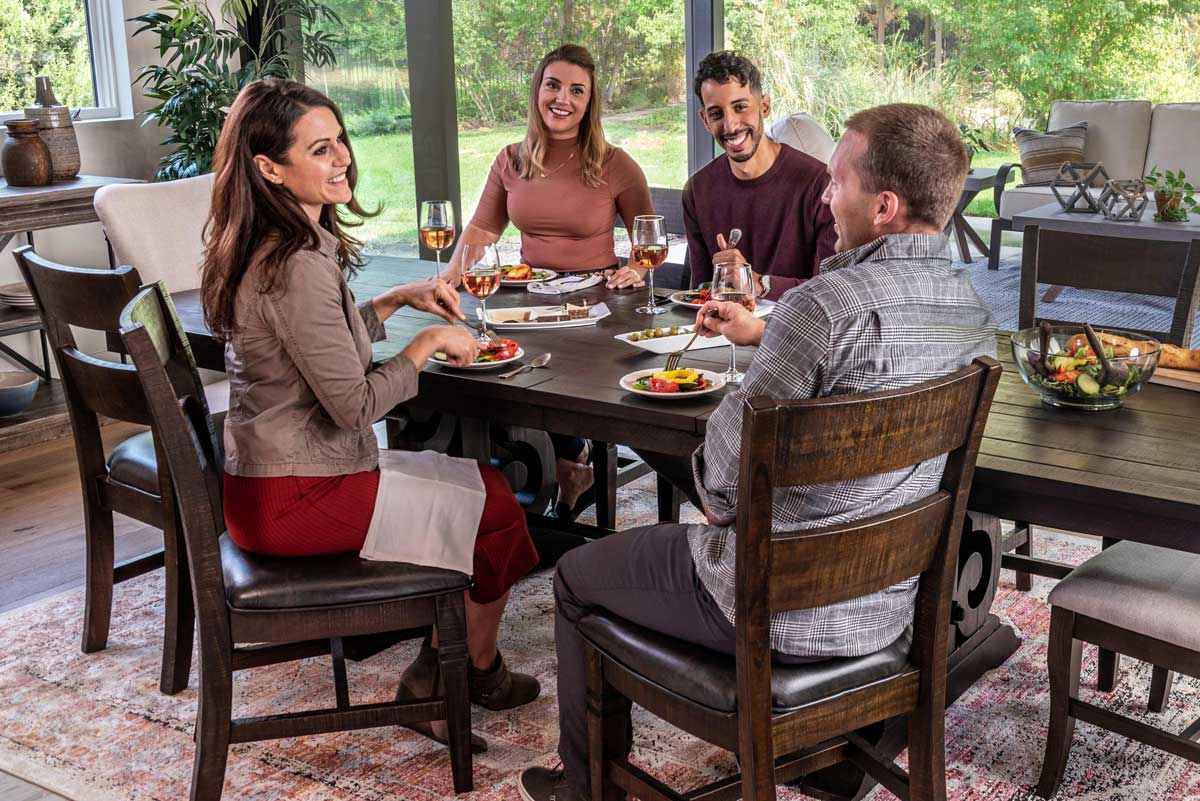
[396,642,488,753]
[469,650,541,710]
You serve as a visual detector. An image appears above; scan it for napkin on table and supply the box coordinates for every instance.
[526,274,604,295]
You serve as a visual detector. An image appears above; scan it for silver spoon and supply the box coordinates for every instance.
[499,352,552,380]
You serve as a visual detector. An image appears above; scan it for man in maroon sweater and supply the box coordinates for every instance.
[684,51,837,301]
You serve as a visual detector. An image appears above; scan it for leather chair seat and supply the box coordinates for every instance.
[220,534,471,610]
[577,611,913,713]
[1049,541,1200,651]
[107,412,227,494]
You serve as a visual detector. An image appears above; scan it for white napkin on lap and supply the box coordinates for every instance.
[527,274,604,295]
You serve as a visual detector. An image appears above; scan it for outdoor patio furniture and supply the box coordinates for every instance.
[13,246,195,696]
[769,112,836,164]
[579,357,1000,801]
[1036,541,1200,798]
[989,101,1200,270]
[118,282,475,801]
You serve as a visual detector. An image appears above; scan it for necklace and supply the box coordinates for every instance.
[539,149,577,179]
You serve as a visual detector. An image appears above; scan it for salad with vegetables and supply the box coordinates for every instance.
[1024,339,1141,398]
[500,264,552,282]
[633,368,709,393]
[434,337,520,364]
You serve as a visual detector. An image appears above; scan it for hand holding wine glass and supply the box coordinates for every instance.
[419,200,456,279]
[632,214,668,315]
[712,262,755,384]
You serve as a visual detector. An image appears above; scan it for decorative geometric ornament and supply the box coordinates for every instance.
[1050,161,1110,213]
[1098,178,1149,222]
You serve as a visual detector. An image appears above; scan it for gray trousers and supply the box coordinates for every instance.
[553,523,818,792]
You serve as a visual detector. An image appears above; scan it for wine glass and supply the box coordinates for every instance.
[632,214,668,315]
[419,200,456,279]
[462,243,501,343]
[712,262,755,385]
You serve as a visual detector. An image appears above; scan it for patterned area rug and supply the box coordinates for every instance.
[958,252,1200,348]
[1,476,1198,800]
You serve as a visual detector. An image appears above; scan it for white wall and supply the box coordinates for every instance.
[1,0,169,367]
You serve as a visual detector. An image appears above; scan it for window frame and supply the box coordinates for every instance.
[1,0,133,122]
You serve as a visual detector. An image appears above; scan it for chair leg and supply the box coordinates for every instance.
[906,681,948,801]
[81,503,115,653]
[586,645,630,801]
[1014,522,1033,592]
[436,594,473,794]
[330,637,350,709]
[988,219,1005,270]
[592,442,618,530]
[1036,606,1082,799]
[190,661,233,801]
[1148,666,1175,713]
[656,474,680,524]
[1096,538,1122,693]
[160,512,195,695]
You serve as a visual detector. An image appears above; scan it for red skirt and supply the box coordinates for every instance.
[223,464,538,604]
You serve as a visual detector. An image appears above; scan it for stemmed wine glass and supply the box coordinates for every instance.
[632,214,668,315]
[462,243,501,343]
[419,200,455,279]
[712,262,755,385]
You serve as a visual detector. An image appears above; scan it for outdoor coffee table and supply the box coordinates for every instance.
[1012,201,1200,345]
[948,166,1002,263]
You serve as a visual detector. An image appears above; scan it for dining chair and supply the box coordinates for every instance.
[1036,541,1200,798]
[13,245,195,696]
[580,356,1001,801]
[118,282,474,800]
[94,173,229,413]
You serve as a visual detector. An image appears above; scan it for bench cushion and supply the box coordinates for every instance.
[1048,541,1200,651]
[577,610,912,714]
[1145,103,1200,186]
[998,185,1058,220]
[1049,100,1151,183]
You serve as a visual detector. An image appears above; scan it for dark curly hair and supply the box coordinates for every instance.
[692,51,763,99]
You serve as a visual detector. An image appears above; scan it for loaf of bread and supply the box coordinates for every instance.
[1095,331,1200,371]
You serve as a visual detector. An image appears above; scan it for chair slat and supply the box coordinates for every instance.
[59,349,152,425]
[14,246,141,333]
[760,366,987,488]
[769,492,950,613]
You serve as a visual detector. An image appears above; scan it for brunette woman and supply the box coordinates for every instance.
[201,79,539,752]
[445,44,654,517]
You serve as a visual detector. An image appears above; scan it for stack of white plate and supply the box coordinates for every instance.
[0,282,36,310]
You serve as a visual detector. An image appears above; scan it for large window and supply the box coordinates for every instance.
[307,0,415,255]
[0,0,130,119]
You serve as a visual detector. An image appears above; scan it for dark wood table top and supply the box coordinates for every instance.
[174,256,1200,547]
[1012,201,1200,243]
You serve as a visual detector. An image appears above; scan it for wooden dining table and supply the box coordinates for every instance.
[172,254,1200,796]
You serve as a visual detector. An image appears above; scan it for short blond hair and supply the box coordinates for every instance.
[844,104,968,230]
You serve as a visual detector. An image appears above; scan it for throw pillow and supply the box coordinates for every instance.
[1013,122,1089,186]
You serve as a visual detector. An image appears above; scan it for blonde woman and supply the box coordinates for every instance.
[446,44,654,518]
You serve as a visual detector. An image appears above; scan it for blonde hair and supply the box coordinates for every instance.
[514,44,610,188]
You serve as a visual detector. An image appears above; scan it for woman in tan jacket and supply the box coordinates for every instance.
[201,79,539,751]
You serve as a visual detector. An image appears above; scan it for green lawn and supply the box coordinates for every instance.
[350,106,689,252]
[349,106,1010,250]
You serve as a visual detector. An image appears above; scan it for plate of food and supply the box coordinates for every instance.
[483,302,610,330]
[668,286,711,309]
[619,367,726,399]
[430,338,523,370]
[500,264,558,286]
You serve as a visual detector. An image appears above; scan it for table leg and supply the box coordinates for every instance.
[459,416,492,464]
[953,213,973,263]
[592,442,618,530]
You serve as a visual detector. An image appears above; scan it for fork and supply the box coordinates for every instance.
[460,313,499,346]
[664,310,719,372]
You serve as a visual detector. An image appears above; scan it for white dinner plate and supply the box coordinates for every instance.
[613,303,774,354]
[429,347,524,370]
[619,368,727,399]
[500,267,558,286]
[482,303,611,330]
[668,290,708,309]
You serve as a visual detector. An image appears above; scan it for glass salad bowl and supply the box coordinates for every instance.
[1011,325,1160,410]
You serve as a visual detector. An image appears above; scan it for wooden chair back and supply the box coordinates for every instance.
[733,356,1001,758]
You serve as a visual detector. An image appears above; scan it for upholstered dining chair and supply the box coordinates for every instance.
[94,173,229,414]
[580,357,1001,801]
[118,282,474,801]
[13,245,195,696]
[1036,541,1200,798]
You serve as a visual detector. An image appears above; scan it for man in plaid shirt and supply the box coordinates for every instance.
[520,103,996,801]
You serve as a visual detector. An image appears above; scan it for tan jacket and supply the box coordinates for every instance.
[222,227,418,477]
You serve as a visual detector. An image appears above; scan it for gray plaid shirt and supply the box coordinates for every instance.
[689,233,996,658]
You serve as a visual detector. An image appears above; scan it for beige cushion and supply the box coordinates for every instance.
[94,174,214,293]
[1013,123,1088,186]
[998,185,1059,219]
[1048,100,1151,182]
[1145,103,1200,185]
[1048,541,1200,652]
[769,113,836,164]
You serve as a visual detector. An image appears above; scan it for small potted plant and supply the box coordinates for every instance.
[1144,166,1200,222]
[958,123,992,172]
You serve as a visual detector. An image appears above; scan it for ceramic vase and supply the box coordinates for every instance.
[1,119,53,187]
[24,76,81,181]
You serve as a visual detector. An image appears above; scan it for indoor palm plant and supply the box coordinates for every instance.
[131,0,342,181]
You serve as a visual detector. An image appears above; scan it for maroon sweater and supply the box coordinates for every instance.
[683,143,837,300]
